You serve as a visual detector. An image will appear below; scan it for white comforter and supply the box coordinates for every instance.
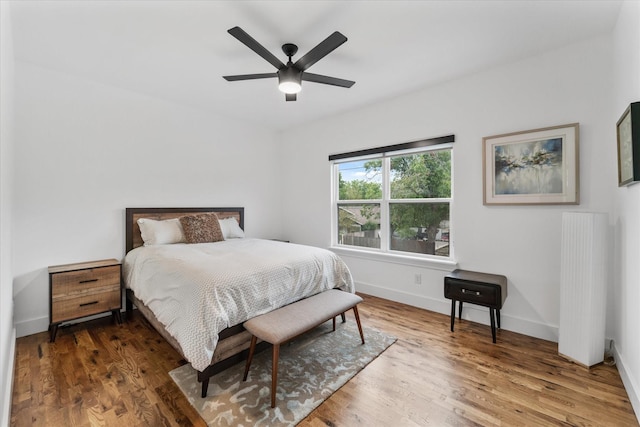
[123,238,354,371]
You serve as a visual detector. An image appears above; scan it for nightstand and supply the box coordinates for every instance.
[444,269,507,343]
[48,258,122,342]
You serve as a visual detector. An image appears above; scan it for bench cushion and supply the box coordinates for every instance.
[243,290,362,345]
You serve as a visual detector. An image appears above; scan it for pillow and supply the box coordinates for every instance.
[218,217,245,239]
[137,217,186,246]
[179,213,225,244]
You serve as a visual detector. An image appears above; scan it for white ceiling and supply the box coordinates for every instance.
[9,0,622,132]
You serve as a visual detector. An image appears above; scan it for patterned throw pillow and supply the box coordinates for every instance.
[179,213,225,244]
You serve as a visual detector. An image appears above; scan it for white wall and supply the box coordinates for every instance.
[612,0,640,417]
[280,35,614,343]
[12,62,283,337]
[0,1,16,425]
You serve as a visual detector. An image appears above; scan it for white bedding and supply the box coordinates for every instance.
[123,238,354,371]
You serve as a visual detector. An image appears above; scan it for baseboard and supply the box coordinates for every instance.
[14,315,48,338]
[2,328,16,427]
[355,280,559,343]
[613,344,640,422]
[15,311,115,338]
[355,281,451,314]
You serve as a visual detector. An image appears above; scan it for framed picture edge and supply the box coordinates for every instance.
[482,123,580,206]
[616,102,640,187]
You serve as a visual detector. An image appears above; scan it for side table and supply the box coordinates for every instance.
[48,259,122,342]
[444,269,507,343]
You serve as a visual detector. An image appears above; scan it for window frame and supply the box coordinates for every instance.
[331,141,454,261]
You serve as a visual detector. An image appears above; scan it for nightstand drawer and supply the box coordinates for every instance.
[444,279,500,307]
[51,287,120,323]
[51,265,120,297]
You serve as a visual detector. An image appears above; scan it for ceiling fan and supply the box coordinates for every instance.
[223,26,355,101]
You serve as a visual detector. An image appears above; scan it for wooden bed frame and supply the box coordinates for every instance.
[124,207,269,398]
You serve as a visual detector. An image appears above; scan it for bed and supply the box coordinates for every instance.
[123,207,354,397]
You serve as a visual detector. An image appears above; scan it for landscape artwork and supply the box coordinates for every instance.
[482,123,579,205]
[493,137,563,195]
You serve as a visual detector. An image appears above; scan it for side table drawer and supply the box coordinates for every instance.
[51,286,120,323]
[444,279,500,307]
[51,265,120,297]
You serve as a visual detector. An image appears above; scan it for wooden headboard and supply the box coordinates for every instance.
[125,207,245,253]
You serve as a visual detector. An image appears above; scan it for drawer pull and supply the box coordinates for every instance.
[462,289,481,296]
[79,279,99,284]
[79,301,99,307]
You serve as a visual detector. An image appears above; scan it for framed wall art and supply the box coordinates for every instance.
[616,102,640,187]
[483,123,579,205]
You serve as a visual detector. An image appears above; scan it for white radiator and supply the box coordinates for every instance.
[558,212,608,367]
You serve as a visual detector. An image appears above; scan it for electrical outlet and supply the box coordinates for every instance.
[414,273,422,285]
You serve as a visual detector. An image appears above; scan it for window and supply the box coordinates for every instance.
[331,137,453,258]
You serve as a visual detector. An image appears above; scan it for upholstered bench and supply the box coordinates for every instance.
[242,289,365,408]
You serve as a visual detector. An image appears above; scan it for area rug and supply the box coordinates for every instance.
[169,320,396,426]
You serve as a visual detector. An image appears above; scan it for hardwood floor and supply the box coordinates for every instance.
[11,293,638,426]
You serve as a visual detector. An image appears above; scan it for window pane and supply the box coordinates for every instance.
[338,160,382,200]
[389,203,450,256]
[337,204,381,249]
[390,151,451,199]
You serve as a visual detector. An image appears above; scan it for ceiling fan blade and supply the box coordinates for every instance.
[285,93,297,102]
[302,72,355,88]
[228,27,285,70]
[294,31,347,72]
[223,73,277,81]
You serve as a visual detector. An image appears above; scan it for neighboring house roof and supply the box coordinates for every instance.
[338,205,380,226]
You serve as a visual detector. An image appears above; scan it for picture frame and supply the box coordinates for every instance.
[483,123,579,205]
[616,102,640,187]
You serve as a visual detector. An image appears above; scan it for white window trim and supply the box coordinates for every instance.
[330,245,458,271]
[331,143,455,262]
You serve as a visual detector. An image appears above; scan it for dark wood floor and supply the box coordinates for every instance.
[11,294,639,426]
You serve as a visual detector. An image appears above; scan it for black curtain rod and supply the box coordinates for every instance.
[328,134,455,161]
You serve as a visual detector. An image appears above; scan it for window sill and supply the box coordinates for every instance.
[329,246,458,271]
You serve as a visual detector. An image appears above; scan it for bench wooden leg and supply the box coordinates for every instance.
[271,343,280,408]
[352,306,365,345]
[243,335,258,381]
[333,311,347,331]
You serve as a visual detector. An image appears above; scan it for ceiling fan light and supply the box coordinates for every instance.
[278,68,302,94]
[278,81,302,94]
